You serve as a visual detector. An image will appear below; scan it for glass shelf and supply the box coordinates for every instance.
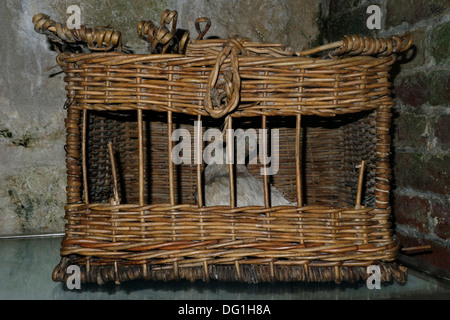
[0,236,449,300]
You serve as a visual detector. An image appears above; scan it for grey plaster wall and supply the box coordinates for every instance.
[0,0,322,235]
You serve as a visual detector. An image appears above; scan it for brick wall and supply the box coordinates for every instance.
[321,0,449,270]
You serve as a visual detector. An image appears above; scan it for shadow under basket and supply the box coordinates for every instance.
[35,12,412,284]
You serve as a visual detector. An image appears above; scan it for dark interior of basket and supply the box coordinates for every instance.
[81,111,377,208]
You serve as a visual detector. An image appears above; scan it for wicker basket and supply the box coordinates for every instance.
[34,11,411,285]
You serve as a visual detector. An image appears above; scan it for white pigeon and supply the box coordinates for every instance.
[202,130,294,207]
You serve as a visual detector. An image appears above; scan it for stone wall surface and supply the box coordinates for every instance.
[0,0,67,234]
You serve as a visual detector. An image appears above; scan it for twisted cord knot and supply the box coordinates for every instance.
[204,38,247,118]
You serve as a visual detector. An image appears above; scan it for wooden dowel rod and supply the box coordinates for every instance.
[261,70,270,209]
[196,115,204,238]
[261,114,270,208]
[81,109,89,204]
[166,68,177,251]
[356,160,366,208]
[168,111,175,206]
[295,40,343,56]
[107,141,120,204]
[137,109,145,206]
[226,116,235,208]
[295,114,302,207]
[168,66,175,206]
[401,245,432,253]
[196,115,203,207]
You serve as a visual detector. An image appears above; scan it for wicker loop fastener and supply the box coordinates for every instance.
[138,10,190,54]
[334,33,413,56]
[204,39,243,118]
[137,19,174,53]
[32,13,122,52]
[195,17,211,40]
[296,33,412,57]
[160,9,178,35]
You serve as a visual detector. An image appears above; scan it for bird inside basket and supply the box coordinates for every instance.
[201,127,295,207]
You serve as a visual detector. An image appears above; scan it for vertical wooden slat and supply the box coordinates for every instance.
[196,115,205,279]
[261,114,273,276]
[138,109,145,206]
[196,115,203,207]
[107,141,120,204]
[167,65,175,206]
[81,109,89,204]
[137,107,146,282]
[106,66,121,285]
[136,67,149,280]
[167,113,177,269]
[295,114,303,207]
[167,111,175,206]
[226,116,237,248]
[296,68,304,208]
[197,69,206,285]
[80,67,92,277]
[261,114,270,208]
[166,67,179,278]
[136,64,145,207]
[261,71,270,208]
[296,113,305,245]
[226,116,235,208]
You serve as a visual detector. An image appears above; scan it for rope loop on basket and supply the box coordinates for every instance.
[204,38,243,118]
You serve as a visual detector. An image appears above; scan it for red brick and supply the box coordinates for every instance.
[394,152,450,195]
[435,115,450,149]
[394,72,428,107]
[394,70,450,107]
[386,0,449,27]
[431,198,450,240]
[393,193,430,233]
[428,70,450,106]
[430,21,450,64]
[394,113,427,148]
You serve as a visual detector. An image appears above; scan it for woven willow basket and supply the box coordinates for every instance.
[34,11,412,285]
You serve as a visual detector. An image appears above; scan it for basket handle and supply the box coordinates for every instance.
[33,13,122,52]
[204,39,242,118]
[296,33,412,57]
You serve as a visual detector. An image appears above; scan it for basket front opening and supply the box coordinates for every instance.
[79,110,377,209]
